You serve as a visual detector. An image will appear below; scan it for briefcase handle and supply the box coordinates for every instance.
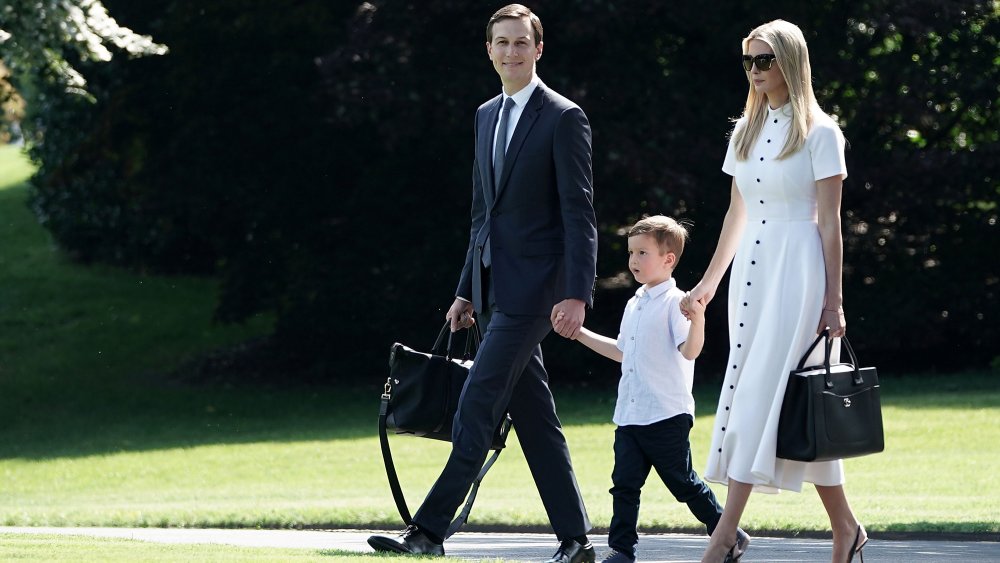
[431,321,481,361]
[796,329,865,389]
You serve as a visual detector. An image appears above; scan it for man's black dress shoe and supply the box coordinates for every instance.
[544,538,596,563]
[367,525,444,556]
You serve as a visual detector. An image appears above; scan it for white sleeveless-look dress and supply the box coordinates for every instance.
[704,103,848,493]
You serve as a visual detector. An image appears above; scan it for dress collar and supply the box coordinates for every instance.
[767,102,793,122]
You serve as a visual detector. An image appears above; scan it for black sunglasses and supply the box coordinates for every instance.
[742,53,777,72]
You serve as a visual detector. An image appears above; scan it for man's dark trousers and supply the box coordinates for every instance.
[608,414,722,557]
[412,278,591,541]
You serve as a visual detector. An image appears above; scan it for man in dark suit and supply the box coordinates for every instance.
[367,4,598,563]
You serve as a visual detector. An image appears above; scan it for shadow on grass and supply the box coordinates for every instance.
[0,373,613,461]
[876,522,1000,539]
[2,369,996,461]
[0,378,374,460]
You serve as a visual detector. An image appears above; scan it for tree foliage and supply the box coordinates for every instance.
[0,0,166,96]
[13,0,1000,382]
[0,61,24,141]
[819,1,1000,365]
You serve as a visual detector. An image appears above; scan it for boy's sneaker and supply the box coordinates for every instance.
[600,550,635,563]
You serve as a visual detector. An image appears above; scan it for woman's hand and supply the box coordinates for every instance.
[681,281,716,319]
[818,306,846,337]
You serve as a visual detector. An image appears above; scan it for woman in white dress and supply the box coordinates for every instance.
[681,20,868,563]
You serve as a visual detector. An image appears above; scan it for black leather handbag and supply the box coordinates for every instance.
[384,323,509,447]
[776,330,885,462]
[377,322,511,538]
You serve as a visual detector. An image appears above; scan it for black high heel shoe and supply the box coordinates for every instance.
[847,524,869,563]
[723,528,750,563]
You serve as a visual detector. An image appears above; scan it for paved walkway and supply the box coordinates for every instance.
[2,527,1000,561]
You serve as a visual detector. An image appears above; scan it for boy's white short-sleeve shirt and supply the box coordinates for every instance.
[614,277,695,426]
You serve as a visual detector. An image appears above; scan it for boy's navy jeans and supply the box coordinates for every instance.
[608,414,722,558]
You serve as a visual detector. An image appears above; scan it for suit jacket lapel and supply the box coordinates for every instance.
[494,86,544,202]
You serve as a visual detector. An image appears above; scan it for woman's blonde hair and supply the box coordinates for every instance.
[732,19,821,161]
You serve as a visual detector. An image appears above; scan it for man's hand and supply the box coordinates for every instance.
[446,298,475,333]
[552,311,578,340]
[551,298,586,339]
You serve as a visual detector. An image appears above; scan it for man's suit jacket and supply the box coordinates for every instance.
[456,83,598,315]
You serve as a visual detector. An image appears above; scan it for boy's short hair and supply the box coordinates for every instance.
[627,215,690,261]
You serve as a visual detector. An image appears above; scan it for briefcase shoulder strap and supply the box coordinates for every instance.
[444,432,504,538]
[378,381,504,539]
[378,387,412,525]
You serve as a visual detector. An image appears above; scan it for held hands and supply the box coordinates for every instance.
[687,281,715,307]
[552,311,579,340]
[551,299,586,340]
[818,306,847,338]
[680,291,706,322]
[680,282,714,320]
[446,298,476,333]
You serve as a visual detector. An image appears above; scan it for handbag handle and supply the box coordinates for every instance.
[461,324,481,361]
[796,329,865,389]
[431,320,481,360]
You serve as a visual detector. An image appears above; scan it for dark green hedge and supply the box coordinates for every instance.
[22,0,1000,382]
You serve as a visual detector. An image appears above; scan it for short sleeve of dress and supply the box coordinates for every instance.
[808,117,848,181]
[722,121,743,177]
[722,135,737,177]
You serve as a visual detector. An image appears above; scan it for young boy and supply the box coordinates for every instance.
[555,215,748,563]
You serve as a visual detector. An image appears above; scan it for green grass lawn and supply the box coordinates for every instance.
[0,145,998,540]
[0,534,509,562]
[0,534,414,562]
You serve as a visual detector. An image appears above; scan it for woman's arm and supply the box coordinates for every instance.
[687,179,747,307]
[816,175,846,336]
